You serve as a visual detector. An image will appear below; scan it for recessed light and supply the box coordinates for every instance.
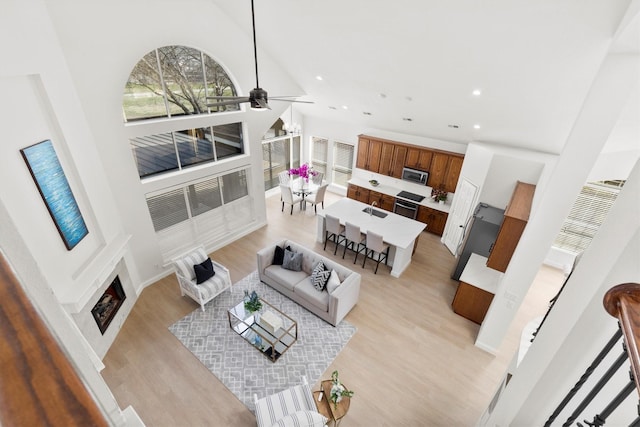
[448,124,459,128]
[406,96,413,101]
[472,89,482,96]
[363,112,372,116]
[403,117,413,122]
[328,106,337,110]
[316,75,323,81]
[342,105,348,110]
[379,93,387,99]
[473,124,481,129]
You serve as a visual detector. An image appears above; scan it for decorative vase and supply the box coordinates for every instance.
[438,200,444,205]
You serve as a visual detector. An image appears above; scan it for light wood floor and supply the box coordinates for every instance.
[101,191,565,426]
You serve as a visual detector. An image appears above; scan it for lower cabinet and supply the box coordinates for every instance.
[452,281,495,325]
[417,206,448,236]
[369,191,395,212]
[347,184,370,204]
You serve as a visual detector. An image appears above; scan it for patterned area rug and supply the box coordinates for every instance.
[168,271,357,412]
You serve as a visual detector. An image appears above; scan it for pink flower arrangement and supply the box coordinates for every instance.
[289,163,318,182]
[431,188,448,202]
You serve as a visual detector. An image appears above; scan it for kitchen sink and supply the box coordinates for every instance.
[362,208,388,218]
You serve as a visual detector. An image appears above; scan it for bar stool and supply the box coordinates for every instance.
[324,214,345,255]
[343,222,366,264]
[363,230,389,274]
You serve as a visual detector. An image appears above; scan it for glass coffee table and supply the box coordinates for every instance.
[227,297,298,362]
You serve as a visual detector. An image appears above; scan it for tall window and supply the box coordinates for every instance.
[262,135,300,191]
[146,169,249,232]
[332,141,354,187]
[311,137,328,175]
[553,181,622,254]
[123,46,245,179]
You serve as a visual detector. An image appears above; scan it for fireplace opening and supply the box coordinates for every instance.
[91,275,126,335]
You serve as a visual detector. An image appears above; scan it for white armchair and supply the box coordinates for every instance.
[254,376,327,427]
[171,246,231,311]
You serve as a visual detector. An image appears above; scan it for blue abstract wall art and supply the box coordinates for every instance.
[21,139,89,250]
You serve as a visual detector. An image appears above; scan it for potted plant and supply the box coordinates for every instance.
[289,163,318,188]
[329,370,354,408]
[244,290,262,314]
[431,188,448,204]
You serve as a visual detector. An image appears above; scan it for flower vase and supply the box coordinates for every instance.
[438,200,444,205]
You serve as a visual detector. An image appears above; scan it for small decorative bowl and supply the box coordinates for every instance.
[369,180,379,187]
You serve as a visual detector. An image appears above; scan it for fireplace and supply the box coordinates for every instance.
[91,275,126,335]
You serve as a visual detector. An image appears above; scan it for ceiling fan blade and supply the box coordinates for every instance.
[206,96,247,100]
[269,99,315,104]
[206,99,250,107]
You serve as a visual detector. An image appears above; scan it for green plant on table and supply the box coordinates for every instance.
[329,370,354,408]
[244,290,262,313]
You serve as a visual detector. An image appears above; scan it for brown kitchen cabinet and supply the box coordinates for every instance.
[486,181,536,272]
[405,147,432,171]
[356,137,383,172]
[378,142,396,176]
[347,184,370,204]
[417,205,448,236]
[427,153,464,193]
[444,155,464,193]
[390,145,407,178]
[452,281,495,325]
[369,191,395,212]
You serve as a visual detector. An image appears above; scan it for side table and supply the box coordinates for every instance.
[313,380,350,426]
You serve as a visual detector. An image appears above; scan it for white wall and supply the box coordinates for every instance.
[484,156,640,426]
[45,0,303,284]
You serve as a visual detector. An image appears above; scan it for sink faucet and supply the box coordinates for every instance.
[369,201,377,215]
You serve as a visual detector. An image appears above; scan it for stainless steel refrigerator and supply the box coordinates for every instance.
[451,203,505,280]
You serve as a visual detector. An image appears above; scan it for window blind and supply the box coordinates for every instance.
[146,188,189,232]
[332,141,354,187]
[553,183,620,254]
[312,137,328,175]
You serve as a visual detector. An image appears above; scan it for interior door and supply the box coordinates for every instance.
[443,177,478,255]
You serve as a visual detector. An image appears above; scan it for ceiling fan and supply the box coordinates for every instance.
[206,0,312,111]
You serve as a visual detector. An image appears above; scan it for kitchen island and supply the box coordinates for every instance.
[317,198,426,277]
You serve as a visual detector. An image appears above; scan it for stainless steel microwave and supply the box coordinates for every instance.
[401,167,429,185]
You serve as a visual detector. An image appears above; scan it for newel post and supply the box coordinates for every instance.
[604,283,640,397]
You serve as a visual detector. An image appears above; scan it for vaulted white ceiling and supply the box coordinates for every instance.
[212,0,639,155]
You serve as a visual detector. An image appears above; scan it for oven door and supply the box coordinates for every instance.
[394,200,419,220]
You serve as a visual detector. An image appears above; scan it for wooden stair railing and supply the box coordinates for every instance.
[0,253,108,426]
[604,282,640,397]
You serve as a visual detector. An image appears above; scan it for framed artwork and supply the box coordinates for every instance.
[20,139,88,250]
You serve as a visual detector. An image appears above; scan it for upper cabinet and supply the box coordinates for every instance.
[428,153,465,193]
[357,135,464,191]
[486,181,536,272]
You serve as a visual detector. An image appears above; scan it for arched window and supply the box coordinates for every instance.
[123,45,239,121]
[123,46,245,179]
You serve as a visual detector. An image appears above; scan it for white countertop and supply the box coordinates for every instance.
[458,253,503,294]
[318,198,426,249]
[348,176,451,213]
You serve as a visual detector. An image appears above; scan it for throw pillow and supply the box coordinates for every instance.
[272,245,292,266]
[311,261,331,291]
[270,410,327,427]
[194,257,215,284]
[282,249,303,271]
[326,269,342,294]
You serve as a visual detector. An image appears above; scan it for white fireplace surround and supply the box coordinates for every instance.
[63,235,138,359]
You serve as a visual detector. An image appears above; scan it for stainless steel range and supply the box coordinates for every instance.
[394,191,425,219]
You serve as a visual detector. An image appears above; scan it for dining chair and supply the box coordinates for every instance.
[311,172,324,186]
[324,214,346,255]
[363,230,390,274]
[343,222,366,264]
[279,184,302,215]
[278,170,291,185]
[306,183,328,214]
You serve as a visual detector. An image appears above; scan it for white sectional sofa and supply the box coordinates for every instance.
[257,239,361,326]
